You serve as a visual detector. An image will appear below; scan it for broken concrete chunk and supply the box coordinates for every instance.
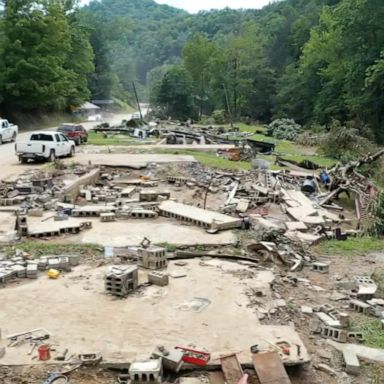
[175,261,187,267]
[152,346,183,372]
[316,363,337,376]
[329,292,348,301]
[236,199,250,213]
[343,349,360,375]
[301,305,313,314]
[148,271,169,287]
[285,221,308,231]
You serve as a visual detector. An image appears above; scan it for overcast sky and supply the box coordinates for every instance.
[155,0,274,13]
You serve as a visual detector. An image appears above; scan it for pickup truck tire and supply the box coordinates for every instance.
[75,138,81,146]
[69,146,75,157]
[48,150,56,162]
[0,135,2,145]
[11,133,16,142]
[20,156,28,164]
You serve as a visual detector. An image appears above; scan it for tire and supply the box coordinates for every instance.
[0,136,2,145]
[75,138,80,146]
[48,150,56,162]
[20,157,27,164]
[11,133,16,142]
[69,146,75,157]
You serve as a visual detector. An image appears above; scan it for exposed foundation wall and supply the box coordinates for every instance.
[60,169,100,203]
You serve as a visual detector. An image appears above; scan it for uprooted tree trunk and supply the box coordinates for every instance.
[326,148,384,197]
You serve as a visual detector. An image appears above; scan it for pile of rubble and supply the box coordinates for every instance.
[0,252,80,285]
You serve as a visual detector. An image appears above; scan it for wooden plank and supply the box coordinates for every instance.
[226,182,239,205]
[252,351,291,384]
[220,354,244,384]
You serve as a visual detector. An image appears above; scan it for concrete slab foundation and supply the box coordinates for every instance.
[159,201,242,230]
[0,259,308,366]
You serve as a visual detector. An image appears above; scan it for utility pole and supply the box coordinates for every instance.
[223,83,234,129]
[203,178,212,210]
[132,81,143,120]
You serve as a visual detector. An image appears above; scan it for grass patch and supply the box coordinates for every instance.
[372,269,384,296]
[1,242,102,258]
[282,154,336,168]
[87,131,157,146]
[160,149,251,171]
[314,236,384,256]
[223,123,335,167]
[191,151,251,171]
[158,147,333,172]
[223,123,266,134]
[87,121,336,171]
[351,318,384,349]
[156,242,178,252]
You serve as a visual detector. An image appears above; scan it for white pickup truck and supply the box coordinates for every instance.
[0,119,18,144]
[15,131,75,163]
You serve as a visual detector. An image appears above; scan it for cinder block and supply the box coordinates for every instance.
[26,263,38,279]
[343,349,360,375]
[137,246,167,270]
[152,346,183,372]
[104,266,138,297]
[68,254,80,266]
[148,271,169,287]
[129,359,162,383]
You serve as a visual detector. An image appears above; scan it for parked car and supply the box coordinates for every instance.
[0,119,18,144]
[87,114,102,122]
[15,131,75,163]
[57,123,88,145]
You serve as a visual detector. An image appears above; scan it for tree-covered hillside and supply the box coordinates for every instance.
[1,0,384,143]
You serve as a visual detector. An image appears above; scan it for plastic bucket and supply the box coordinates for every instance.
[38,344,51,361]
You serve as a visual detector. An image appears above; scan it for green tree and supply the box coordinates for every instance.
[153,65,194,120]
[183,34,217,118]
[0,0,94,111]
[65,17,95,107]
[301,0,384,138]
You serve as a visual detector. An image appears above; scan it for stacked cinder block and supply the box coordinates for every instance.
[13,265,26,278]
[0,254,81,284]
[26,262,38,279]
[105,266,138,297]
[38,255,75,272]
[137,246,167,270]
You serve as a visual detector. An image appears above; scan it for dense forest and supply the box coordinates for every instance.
[1,0,384,142]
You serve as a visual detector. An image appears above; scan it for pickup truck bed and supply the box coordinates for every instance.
[15,131,75,162]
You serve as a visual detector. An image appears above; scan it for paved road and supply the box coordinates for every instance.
[0,113,133,180]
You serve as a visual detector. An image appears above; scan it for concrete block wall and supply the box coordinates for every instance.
[61,169,100,203]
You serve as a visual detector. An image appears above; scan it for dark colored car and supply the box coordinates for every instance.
[57,124,88,145]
